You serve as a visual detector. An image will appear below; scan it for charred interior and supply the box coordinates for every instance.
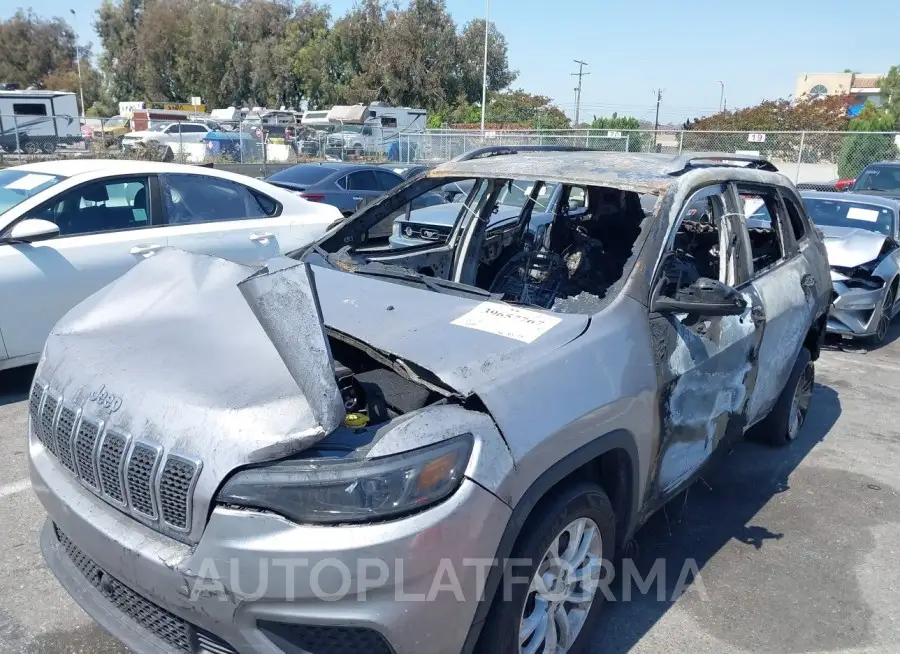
[326,175,653,314]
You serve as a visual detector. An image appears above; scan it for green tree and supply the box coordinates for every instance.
[878,65,900,126]
[588,114,650,151]
[0,9,102,112]
[95,0,145,102]
[455,18,517,104]
[838,102,898,179]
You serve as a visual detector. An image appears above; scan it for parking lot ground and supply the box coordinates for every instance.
[0,327,899,654]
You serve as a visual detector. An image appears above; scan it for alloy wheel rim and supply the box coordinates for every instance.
[519,517,603,654]
[878,290,894,342]
[788,362,814,440]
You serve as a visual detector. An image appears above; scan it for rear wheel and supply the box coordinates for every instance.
[748,347,814,446]
[22,141,39,155]
[40,141,56,154]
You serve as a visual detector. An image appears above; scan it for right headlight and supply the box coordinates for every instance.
[217,435,473,524]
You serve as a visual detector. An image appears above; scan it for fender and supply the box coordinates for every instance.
[461,429,641,654]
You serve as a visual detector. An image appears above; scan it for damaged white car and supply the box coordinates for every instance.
[802,191,900,343]
[30,148,831,654]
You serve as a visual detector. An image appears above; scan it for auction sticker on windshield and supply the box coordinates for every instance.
[451,302,562,343]
[846,206,881,222]
[5,173,56,191]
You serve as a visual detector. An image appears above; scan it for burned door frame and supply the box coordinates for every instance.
[646,181,765,505]
[732,181,816,427]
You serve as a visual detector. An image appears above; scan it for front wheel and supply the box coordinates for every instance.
[870,285,895,345]
[22,141,39,155]
[476,483,616,654]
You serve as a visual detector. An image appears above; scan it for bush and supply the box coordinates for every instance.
[838,132,897,178]
[837,102,898,179]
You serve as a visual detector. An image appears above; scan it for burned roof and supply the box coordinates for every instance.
[429,150,780,196]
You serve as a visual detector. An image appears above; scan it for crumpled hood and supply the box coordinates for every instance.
[35,250,343,542]
[34,249,588,540]
[820,225,889,268]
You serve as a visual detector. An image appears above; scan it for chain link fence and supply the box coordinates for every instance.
[3,117,899,190]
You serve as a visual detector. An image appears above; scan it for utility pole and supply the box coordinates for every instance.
[717,80,725,113]
[653,89,663,150]
[70,9,85,117]
[479,0,490,133]
[571,60,589,126]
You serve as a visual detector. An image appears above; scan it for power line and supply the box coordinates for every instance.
[571,60,590,125]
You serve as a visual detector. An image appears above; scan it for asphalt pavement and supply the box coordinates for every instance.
[0,329,898,654]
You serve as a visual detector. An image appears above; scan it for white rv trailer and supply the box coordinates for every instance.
[0,90,81,153]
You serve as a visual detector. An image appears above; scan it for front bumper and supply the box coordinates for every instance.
[31,437,511,654]
[827,280,888,337]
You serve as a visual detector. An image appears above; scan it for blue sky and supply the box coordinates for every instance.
[8,0,900,123]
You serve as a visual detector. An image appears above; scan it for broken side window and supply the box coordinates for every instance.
[659,185,729,299]
[737,186,787,276]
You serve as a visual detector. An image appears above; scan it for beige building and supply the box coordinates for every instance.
[795,72,884,115]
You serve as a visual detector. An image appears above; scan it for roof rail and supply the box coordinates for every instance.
[450,144,589,163]
[667,152,779,174]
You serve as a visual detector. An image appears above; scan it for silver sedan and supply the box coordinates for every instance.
[802,191,900,343]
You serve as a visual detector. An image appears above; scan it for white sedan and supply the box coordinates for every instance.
[0,159,341,370]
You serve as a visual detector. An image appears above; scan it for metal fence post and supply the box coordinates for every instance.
[795,131,806,183]
[13,115,20,153]
[678,130,684,154]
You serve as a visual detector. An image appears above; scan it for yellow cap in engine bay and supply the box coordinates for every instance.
[344,413,369,427]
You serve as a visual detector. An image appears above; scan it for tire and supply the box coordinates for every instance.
[41,141,56,154]
[870,285,895,345]
[161,146,174,162]
[476,482,616,654]
[22,141,39,155]
[748,347,814,446]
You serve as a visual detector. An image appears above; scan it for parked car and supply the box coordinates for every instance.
[264,162,443,219]
[0,159,339,371]
[30,149,830,654]
[121,121,221,160]
[389,178,565,248]
[801,190,900,343]
[380,162,431,179]
[851,161,900,199]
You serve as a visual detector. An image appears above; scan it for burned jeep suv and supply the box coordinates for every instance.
[30,148,830,654]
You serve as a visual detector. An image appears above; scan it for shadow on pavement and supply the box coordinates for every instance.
[0,365,35,408]
[590,381,897,653]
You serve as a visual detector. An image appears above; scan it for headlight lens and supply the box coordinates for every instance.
[217,435,473,524]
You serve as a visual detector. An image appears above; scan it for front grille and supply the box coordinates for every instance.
[31,383,200,539]
[401,222,451,241]
[99,431,128,504]
[258,621,395,654]
[54,525,237,654]
[40,395,59,456]
[55,406,79,473]
[126,443,161,519]
[75,418,101,490]
[159,457,198,530]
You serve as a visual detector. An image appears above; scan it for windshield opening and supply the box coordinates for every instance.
[804,198,896,236]
[853,166,900,193]
[0,170,66,217]
[315,174,654,314]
